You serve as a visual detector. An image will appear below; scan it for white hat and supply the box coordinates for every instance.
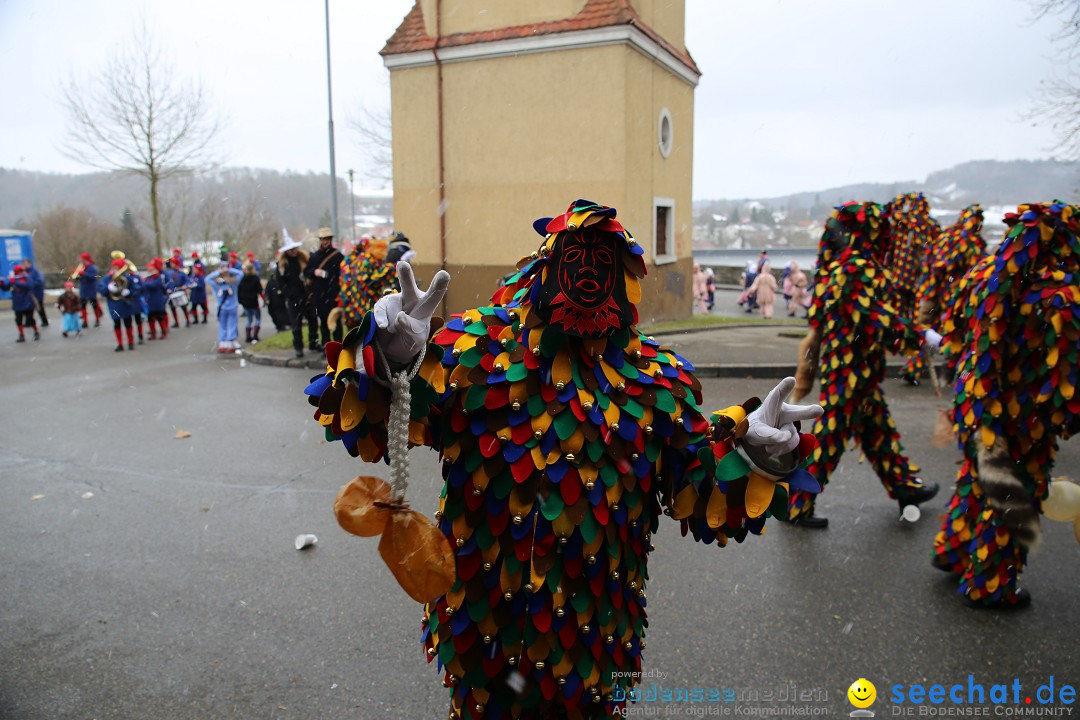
[280,227,302,253]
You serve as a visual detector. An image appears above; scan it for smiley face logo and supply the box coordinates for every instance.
[847,678,877,709]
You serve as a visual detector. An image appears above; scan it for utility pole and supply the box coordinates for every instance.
[323,0,339,239]
[347,168,356,245]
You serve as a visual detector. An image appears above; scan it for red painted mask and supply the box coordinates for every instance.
[535,228,633,337]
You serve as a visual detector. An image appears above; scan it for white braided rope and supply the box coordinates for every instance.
[376,342,428,502]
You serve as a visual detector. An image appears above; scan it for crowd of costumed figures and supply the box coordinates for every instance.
[296,197,1080,720]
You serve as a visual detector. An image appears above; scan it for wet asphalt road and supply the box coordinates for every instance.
[1,316,1078,720]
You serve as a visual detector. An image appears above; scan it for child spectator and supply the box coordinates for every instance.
[205,265,244,352]
[56,281,83,338]
[238,261,264,344]
[0,265,40,342]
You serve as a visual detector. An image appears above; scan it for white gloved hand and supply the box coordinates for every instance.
[121,289,131,297]
[373,262,450,367]
[108,283,119,294]
[314,269,326,278]
[743,377,823,456]
[923,329,943,352]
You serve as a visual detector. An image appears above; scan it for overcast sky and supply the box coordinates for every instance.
[0,0,1069,200]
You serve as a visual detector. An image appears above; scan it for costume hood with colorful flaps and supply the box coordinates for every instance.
[942,201,1080,454]
[914,203,986,326]
[496,199,646,338]
[883,192,940,299]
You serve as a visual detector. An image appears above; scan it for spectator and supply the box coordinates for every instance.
[22,257,48,328]
[303,227,344,347]
[747,260,778,319]
[276,231,317,358]
[238,261,264,344]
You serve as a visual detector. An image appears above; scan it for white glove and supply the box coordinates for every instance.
[743,377,823,456]
[121,289,131,297]
[923,329,943,352]
[373,262,450,367]
[314,269,326,278]
[108,283,118,294]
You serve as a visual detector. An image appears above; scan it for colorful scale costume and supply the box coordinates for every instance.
[901,205,987,383]
[885,192,941,317]
[790,202,930,520]
[304,200,819,719]
[337,237,398,331]
[933,201,1080,606]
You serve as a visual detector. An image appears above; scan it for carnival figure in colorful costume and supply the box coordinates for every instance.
[789,202,941,528]
[932,201,1080,609]
[304,200,824,719]
[337,235,398,331]
[885,192,940,317]
[901,204,986,385]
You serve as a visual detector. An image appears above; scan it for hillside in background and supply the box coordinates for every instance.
[694,159,1080,249]
[0,167,391,234]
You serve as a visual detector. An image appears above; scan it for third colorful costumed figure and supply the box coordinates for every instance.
[933,201,1080,608]
[303,200,824,719]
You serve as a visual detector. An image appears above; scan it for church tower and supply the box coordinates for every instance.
[382,0,699,321]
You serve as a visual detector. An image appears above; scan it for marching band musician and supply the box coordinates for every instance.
[188,263,209,324]
[142,258,172,341]
[0,264,40,342]
[166,257,192,328]
[74,252,102,329]
[99,257,141,352]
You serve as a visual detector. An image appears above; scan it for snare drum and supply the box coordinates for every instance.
[168,290,190,307]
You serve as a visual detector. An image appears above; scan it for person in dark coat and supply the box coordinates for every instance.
[263,270,290,333]
[238,261,264,344]
[0,264,40,342]
[303,227,343,347]
[166,258,192,328]
[276,233,316,358]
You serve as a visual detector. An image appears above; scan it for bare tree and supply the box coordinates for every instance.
[58,20,223,256]
[347,104,393,186]
[30,205,131,275]
[1028,1,1080,159]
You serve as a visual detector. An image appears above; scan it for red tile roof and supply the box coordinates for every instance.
[380,0,700,76]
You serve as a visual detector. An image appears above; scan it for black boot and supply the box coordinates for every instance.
[294,348,304,359]
[787,511,828,529]
[115,344,124,352]
[245,327,252,344]
[895,481,940,508]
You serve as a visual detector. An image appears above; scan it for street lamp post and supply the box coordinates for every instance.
[324,0,339,239]
[347,169,356,245]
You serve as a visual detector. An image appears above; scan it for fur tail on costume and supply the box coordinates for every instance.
[327,306,343,334]
[977,439,1041,549]
[792,326,822,403]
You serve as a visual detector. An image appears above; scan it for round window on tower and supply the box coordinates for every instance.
[658,108,673,158]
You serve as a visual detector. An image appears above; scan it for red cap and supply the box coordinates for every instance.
[148,257,164,271]
[111,258,127,269]
[191,251,200,259]
[228,251,238,259]
[64,281,75,290]
[12,264,24,274]
[171,247,181,256]
[80,252,93,263]
[169,257,181,268]
[246,251,255,259]
[194,265,205,276]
